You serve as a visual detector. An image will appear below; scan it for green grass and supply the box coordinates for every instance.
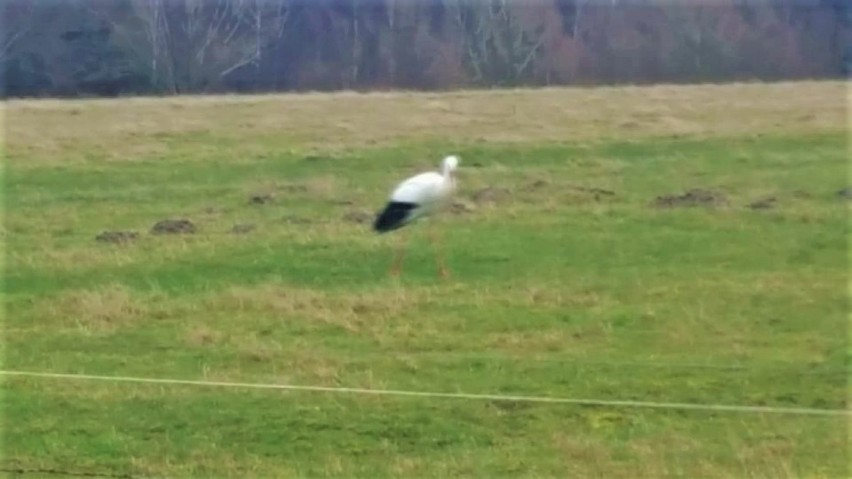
[2,83,850,477]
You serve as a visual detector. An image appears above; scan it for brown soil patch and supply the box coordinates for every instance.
[281,215,313,225]
[95,230,139,244]
[569,185,616,197]
[472,186,511,204]
[653,189,727,208]
[249,193,274,205]
[523,179,549,191]
[231,224,256,234]
[748,197,777,210]
[450,200,476,215]
[151,219,196,234]
[343,210,373,224]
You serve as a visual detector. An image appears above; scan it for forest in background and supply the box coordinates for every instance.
[2,0,850,98]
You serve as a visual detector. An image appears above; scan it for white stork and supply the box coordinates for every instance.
[373,155,460,278]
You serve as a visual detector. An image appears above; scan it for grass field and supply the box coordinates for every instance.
[2,81,850,477]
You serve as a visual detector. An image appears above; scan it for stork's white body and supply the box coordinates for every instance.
[374,155,459,233]
[389,170,455,222]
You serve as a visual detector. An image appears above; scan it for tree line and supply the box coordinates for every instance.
[2,0,850,98]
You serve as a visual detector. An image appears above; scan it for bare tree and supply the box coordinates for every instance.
[571,0,588,38]
[0,1,35,63]
[127,0,175,91]
[449,0,545,85]
[116,0,290,92]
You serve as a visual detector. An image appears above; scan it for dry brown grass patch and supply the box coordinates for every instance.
[300,175,341,199]
[280,350,342,383]
[38,285,148,332]
[486,326,610,354]
[235,333,284,363]
[185,325,223,347]
[209,283,434,336]
[5,81,845,164]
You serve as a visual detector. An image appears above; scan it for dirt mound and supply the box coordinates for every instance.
[230,224,256,234]
[343,210,373,224]
[748,197,777,210]
[524,179,549,191]
[249,193,274,205]
[151,219,196,235]
[279,184,308,193]
[569,185,615,197]
[95,230,139,244]
[522,180,616,201]
[450,200,476,214]
[653,189,726,208]
[472,186,511,204]
[281,215,312,225]
[303,154,335,162]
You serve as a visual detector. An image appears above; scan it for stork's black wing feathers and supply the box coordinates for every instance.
[374,202,417,233]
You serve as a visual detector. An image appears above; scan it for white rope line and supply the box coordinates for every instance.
[1,370,847,417]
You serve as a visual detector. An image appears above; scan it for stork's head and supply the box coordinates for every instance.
[442,155,459,176]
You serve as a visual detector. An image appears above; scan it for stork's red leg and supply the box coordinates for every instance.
[428,223,450,279]
[389,230,409,277]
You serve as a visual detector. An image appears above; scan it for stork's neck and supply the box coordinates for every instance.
[444,170,456,190]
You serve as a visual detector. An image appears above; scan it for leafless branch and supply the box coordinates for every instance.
[0,26,31,61]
